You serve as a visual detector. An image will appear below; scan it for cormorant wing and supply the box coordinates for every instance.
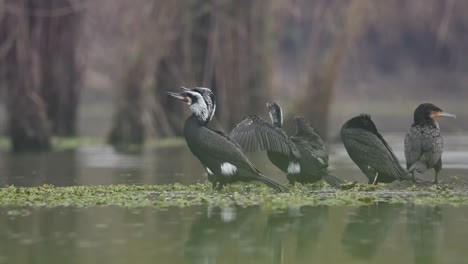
[293,119,328,163]
[290,136,328,166]
[229,116,301,159]
[341,128,406,180]
[196,127,261,174]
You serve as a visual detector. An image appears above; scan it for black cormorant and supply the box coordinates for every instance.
[229,102,344,187]
[341,114,413,184]
[167,87,288,192]
[404,103,456,183]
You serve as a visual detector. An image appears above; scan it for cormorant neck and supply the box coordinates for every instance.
[414,116,436,126]
[269,108,283,128]
[188,114,208,126]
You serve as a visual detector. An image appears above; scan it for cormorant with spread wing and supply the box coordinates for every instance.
[229,102,344,187]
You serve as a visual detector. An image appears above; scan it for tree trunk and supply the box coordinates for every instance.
[37,0,82,136]
[211,0,273,130]
[107,57,146,151]
[1,0,51,151]
[296,0,369,139]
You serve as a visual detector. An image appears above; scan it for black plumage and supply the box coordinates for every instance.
[404,103,456,183]
[167,87,288,192]
[229,102,344,187]
[341,114,413,184]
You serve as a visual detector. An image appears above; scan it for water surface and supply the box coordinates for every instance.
[0,134,468,264]
[1,205,468,264]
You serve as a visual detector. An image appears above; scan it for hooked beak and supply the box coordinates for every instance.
[180,86,190,92]
[166,91,189,103]
[432,111,456,119]
[266,102,271,108]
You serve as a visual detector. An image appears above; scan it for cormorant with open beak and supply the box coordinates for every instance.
[167,87,288,192]
[229,102,344,187]
[341,114,414,184]
[404,103,456,183]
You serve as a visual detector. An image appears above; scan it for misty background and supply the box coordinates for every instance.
[0,0,466,152]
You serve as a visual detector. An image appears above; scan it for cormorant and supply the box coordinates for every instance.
[341,114,414,184]
[404,103,456,183]
[167,87,288,192]
[229,102,344,187]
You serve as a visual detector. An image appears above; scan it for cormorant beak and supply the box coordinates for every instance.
[167,91,189,103]
[266,102,271,108]
[180,86,191,92]
[432,111,456,119]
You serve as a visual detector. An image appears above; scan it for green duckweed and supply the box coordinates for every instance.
[1,181,468,210]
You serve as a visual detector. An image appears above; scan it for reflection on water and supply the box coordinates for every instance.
[342,203,403,259]
[1,205,468,263]
[407,206,442,264]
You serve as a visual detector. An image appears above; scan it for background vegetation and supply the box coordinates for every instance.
[1,0,467,152]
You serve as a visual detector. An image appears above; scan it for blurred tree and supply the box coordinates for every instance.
[1,0,51,151]
[155,0,273,132]
[276,0,369,139]
[108,0,182,148]
[109,0,273,147]
[0,0,82,151]
[37,0,82,136]
[107,56,146,150]
[211,0,273,129]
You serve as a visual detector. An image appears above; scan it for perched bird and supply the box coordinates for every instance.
[229,102,344,187]
[167,87,288,192]
[341,114,413,184]
[404,103,456,183]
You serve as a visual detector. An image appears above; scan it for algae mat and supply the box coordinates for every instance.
[2,179,468,209]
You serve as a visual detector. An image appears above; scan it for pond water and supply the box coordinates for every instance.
[0,134,468,263]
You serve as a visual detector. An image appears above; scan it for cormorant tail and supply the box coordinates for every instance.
[399,168,427,183]
[323,173,346,188]
[257,174,290,192]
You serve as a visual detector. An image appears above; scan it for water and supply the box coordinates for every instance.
[1,134,468,263]
[1,205,468,263]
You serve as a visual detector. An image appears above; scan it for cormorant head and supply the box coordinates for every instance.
[413,103,456,124]
[167,86,216,123]
[266,102,283,128]
[342,114,380,135]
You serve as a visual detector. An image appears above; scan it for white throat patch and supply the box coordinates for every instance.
[187,91,210,122]
[221,162,237,176]
[287,162,301,174]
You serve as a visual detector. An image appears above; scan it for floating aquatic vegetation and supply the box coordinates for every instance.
[1,181,468,210]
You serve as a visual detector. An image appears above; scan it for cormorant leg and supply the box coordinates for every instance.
[287,174,296,186]
[411,171,415,183]
[216,182,225,191]
[434,158,442,184]
[372,172,379,185]
[211,181,217,190]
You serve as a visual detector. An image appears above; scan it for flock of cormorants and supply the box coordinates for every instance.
[167,87,456,191]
